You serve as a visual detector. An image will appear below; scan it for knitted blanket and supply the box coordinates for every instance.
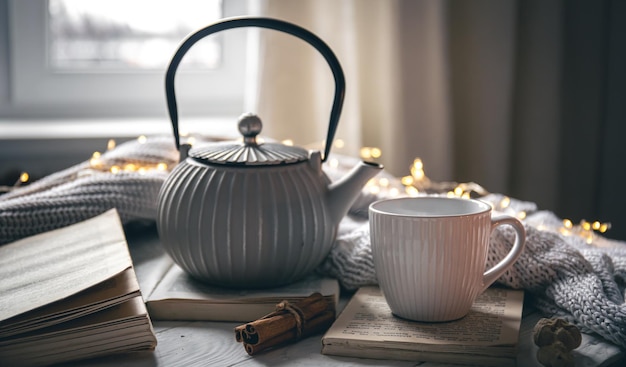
[0,136,177,243]
[2,136,625,349]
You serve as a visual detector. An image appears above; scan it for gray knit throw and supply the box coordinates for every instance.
[0,136,177,243]
[2,136,626,349]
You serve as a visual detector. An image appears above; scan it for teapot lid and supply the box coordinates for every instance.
[188,113,309,166]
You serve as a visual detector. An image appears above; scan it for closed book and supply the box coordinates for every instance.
[145,261,339,322]
[322,286,524,367]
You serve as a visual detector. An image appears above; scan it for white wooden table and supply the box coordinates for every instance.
[68,223,623,367]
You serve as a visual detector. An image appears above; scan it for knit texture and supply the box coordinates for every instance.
[0,136,177,244]
[2,136,626,349]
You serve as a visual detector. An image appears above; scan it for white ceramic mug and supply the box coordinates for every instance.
[369,196,526,322]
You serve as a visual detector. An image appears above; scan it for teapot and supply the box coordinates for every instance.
[157,17,383,288]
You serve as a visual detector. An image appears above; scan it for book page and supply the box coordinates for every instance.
[0,268,141,338]
[325,286,523,347]
[0,296,156,366]
[134,251,174,300]
[0,209,133,322]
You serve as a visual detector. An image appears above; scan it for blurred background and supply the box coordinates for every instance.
[1,0,625,240]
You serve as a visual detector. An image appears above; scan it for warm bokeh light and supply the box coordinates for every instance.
[401,176,414,186]
[107,139,116,150]
[360,147,382,160]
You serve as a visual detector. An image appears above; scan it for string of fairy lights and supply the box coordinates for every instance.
[359,148,612,244]
[1,135,612,245]
[87,137,170,174]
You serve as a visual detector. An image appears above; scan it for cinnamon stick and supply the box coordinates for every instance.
[243,310,335,355]
[234,292,336,355]
[246,296,328,343]
[235,293,330,344]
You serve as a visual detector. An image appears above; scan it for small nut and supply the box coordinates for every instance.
[556,326,582,350]
[533,317,581,350]
[536,342,574,367]
[536,345,554,366]
[533,318,558,347]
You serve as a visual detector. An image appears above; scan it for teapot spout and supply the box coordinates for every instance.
[327,161,383,224]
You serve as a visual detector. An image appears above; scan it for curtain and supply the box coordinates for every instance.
[254,0,626,240]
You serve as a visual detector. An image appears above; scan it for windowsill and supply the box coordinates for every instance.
[0,116,240,180]
[0,116,239,140]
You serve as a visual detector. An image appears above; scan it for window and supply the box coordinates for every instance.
[47,0,222,70]
[3,0,254,119]
[0,0,258,180]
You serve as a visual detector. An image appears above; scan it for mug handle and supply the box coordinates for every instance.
[481,215,526,292]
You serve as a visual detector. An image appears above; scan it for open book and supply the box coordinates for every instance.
[322,286,524,367]
[145,259,340,322]
[0,209,157,367]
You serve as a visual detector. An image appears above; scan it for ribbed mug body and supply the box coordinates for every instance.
[370,197,492,322]
[157,160,335,288]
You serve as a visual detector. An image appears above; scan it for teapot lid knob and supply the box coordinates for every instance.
[187,112,309,166]
[238,113,262,145]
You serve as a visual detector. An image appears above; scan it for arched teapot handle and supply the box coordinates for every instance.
[165,16,345,162]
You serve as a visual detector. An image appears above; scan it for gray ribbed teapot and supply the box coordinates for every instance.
[157,17,383,288]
